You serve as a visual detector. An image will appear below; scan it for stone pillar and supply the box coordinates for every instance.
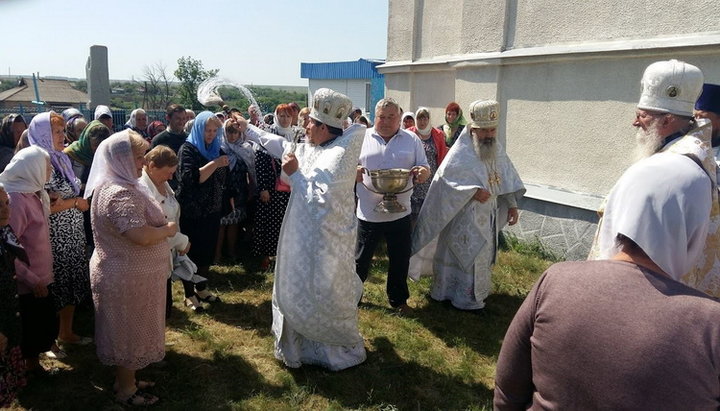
[86,45,110,109]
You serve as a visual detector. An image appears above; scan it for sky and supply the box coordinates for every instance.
[0,0,389,86]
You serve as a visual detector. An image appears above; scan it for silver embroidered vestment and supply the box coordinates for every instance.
[411,129,524,310]
[245,123,367,370]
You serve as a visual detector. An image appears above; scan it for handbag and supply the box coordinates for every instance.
[271,159,291,192]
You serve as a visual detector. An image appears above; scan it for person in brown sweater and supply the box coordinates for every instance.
[495,152,720,410]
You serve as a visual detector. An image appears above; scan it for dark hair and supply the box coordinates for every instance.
[312,119,342,137]
[0,114,26,149]
[166,103,186,119]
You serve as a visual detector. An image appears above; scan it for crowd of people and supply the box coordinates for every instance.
[2,57,720,407]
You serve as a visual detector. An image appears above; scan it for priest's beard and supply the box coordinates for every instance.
[634,122,664,161]
[473,136,497,162]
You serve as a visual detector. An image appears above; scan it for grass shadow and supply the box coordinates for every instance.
[204,300,273,336]
[284,336,495,409]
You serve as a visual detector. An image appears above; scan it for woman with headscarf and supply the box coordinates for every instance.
[0,146,56,376]
[124,108,149,141]
[269,104,304,143]
[62,108,87,145]
[176,111,227,311]
[0,184,28,404]
[407,107,449,223]
[64,120,112,188]
[253,105,296,271]
[402,111,416,129]
[0,114,27,171]
[146,120,166,140]
[28,112,92,354]
[495,153,720,409]
[438,102,467,147]
[215,117,254,262]
[85,130,175,406]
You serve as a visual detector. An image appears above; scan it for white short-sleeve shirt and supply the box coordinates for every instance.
[356,127,430,222]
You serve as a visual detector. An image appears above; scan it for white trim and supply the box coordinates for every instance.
[523,182,604,211]
[378,32,720,73]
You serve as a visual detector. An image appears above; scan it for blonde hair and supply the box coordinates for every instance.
[128,130,148,154]
[145,144,178,168]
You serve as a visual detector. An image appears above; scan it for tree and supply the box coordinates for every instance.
[142,62,174,110]
[174,56,219,111]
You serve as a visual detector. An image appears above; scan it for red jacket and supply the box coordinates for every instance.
[407,126,449,166]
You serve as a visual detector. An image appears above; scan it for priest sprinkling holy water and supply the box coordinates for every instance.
[411,99,525,311]
[235,88,367,371]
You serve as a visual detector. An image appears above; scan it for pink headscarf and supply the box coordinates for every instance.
[84,130,148,200]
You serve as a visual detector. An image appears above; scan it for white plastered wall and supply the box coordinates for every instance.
[382,0,720,204]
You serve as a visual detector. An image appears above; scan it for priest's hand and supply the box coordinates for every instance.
[282,153,298,175]
[507,207,519,225]
[473,188,491,203]
[231,112,248,133]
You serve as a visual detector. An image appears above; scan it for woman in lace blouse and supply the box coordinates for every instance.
[85,130,177,406]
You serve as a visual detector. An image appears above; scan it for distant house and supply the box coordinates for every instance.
[300,58,385,120]
[0,77,89,111]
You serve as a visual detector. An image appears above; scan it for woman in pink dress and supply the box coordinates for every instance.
[84,130,177,406]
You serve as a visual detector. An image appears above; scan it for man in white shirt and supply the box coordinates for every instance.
[355,98,430,313]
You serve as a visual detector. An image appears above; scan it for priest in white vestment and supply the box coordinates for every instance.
[591,60,720,297]
[412,100,525,310]
[238,88,367,371]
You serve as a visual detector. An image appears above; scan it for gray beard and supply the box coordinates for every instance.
[473,136,497,162]
[634,124,664,162]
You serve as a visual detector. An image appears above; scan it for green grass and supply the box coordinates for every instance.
[8,242,554,410]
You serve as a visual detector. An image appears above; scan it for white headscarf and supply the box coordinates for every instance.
[401,111,415,129]
[598,152,711,280]
[0,146,51,217]
[84,130,144,199]
[124,108,146,129]
[94,105,112,120]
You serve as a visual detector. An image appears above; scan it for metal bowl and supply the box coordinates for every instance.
[368,168,412,193]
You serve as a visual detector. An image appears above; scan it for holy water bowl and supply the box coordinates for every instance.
[362,168,415,213]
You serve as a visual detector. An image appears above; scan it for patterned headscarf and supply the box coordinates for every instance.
[64,120,110,166]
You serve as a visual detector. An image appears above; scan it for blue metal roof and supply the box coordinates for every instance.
[300,58,385,80]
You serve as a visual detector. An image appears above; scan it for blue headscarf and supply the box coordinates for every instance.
[186,111,222,160]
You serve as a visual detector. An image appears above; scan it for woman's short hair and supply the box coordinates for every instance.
[145,144,178,168]
[445,102,460,114]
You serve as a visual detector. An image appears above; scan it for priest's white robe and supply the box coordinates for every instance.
[412,129,524,310]
[245,124,367,371]
[590,119,720,297]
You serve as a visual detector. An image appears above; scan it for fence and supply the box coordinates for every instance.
[0,106,168,132]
